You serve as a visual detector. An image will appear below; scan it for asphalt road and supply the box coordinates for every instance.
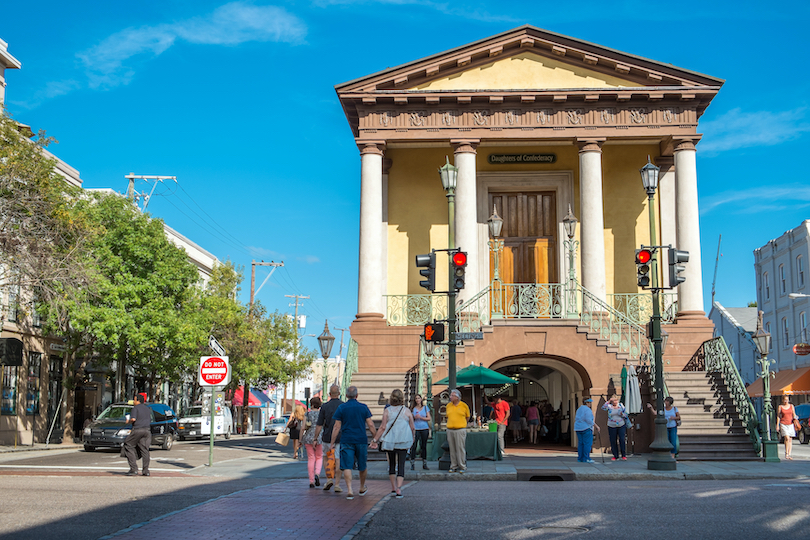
[354,480,810,540]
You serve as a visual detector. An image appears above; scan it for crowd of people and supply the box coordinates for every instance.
[482,395,566,450]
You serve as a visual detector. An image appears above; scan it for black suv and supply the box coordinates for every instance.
[82,402,178,452]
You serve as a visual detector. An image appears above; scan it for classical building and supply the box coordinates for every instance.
[336,26,719,448]
[749,220,810,404]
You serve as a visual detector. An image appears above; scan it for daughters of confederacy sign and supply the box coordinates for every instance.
[488,153,556,164]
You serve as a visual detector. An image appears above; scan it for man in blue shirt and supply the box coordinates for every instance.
[330,386,376,499]
[574,397,601,463]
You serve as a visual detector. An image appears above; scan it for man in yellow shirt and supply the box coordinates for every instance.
[445,389,470,473]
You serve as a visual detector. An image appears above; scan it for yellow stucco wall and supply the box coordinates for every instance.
[414,52,635,91]
[386,144,661,297]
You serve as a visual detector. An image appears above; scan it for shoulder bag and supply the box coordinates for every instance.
[792,406,801,432]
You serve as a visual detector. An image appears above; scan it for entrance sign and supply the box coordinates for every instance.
[199,356,231,386]
[488,153,556,165]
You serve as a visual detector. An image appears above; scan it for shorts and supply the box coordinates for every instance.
[339,442,368,472]
[528,419,540,426]
[322,441,340,456]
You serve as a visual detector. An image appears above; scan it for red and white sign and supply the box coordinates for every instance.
[199,356,230,386]
[794,344,810,356]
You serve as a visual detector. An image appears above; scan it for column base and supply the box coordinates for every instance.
[762,439,781,463]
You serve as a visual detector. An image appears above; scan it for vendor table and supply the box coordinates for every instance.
[429,430,502,461]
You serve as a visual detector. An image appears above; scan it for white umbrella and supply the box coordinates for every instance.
[625,364,642,414]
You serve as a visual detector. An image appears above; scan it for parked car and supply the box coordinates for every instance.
[83,402,178,452]
[266,416,289,436]
[795,403,810,444]
[178,405,233,440]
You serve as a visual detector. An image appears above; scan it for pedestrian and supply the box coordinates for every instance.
[288,404,306,460]
[330,386,376,500]
[602,394,630,460]
[123,394,151,476]
[776,395,798,460]
[409,393,431,470]
[371,389,415,498]
[301,396,323,488]
[526,401,540,444]
[647,397,681,459]
[509,398,522,443]
[486,394,510,455]
[574,397,600,463]
[314,384,344,493]
[445,389,470,473]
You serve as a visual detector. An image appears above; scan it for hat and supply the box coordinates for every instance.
[583,397,593,403]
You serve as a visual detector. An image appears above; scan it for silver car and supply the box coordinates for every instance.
[266,416,289,435]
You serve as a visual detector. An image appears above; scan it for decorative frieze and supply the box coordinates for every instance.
[359,104,693,133]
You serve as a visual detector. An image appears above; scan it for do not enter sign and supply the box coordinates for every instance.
[199,356,231,386]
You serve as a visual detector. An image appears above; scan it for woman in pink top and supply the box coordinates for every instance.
[526,401,540,444]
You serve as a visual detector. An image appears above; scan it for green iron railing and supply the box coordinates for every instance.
[340,339,359,402]
[578,283,649,362]
[701,336,762,455]
[607,292,679,325]
[385,294,447,326]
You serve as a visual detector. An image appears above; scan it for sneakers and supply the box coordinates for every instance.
[314,475,320,486]
[410,461,415,470]
[422,461,429,470]
[323,481,333,491]
[458,468,466,474]
[621,457,627,461]
[334,486,343,493]
[584,459,596,464]
[611,457,617,461]
[309,483,315,488]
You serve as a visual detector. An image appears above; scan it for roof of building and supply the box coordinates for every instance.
[712,302,758,333]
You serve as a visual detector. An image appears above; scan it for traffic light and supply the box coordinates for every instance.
[424,322,445,342]
[668,248,689,288]
[415,252,436,292]
[452,251,467,290]
[636,248,652,288]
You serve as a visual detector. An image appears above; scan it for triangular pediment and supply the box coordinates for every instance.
[412,51,636,92]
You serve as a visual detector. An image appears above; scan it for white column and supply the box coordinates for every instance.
[453,140,479,304]
[674,139,705,316]
[357,142,385,316]
[578,139,607,302]
[657,157,677,255]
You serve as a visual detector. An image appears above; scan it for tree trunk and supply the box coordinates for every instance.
[242,381,250,435]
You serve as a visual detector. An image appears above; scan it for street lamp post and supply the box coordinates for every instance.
[487,206,504,319]
[752,311,779,462]
[438,157,458,391]
[317,321,335,396]
[640,158,676,471]
[562,205,579,318]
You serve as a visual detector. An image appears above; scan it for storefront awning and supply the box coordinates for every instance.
[233,387,274,407]
[747,366,810,397]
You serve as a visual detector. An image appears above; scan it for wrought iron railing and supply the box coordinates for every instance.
[607,292,679,325]
[698,337,762,455]
[579,283,649,362]
[340,339,359,402]
[492,282,566,319]
[385,294,447,326]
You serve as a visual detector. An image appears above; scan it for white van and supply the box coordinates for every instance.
[178,405,233,440]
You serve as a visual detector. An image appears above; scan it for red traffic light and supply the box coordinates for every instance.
[635,249,652,264]
[452,251,467,266]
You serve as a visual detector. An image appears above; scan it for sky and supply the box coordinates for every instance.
[2,1,810,354]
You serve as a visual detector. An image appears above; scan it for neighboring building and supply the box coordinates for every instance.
[752,220,810,404]
[336,26,720,450]
[708,302,758,385]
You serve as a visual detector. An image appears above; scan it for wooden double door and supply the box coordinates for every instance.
[489,191,557,284]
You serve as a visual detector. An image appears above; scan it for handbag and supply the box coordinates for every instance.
[325,448,336,479]
[379,406,404,452]
[275,431,290,446]
[793,418,801,432]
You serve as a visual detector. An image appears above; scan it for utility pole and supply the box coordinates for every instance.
[334,327,349,389]
[242,260,283,434]
[285,294,309,414]
[124,173,176,212]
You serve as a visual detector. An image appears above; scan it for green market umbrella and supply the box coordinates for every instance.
[435,364,516,422]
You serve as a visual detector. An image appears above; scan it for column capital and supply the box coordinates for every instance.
[673,136,702,153]
[576,138,606,153]
[451,139,479,154]
[655,156,675,173]
[382,158,393,175]
[358,141,386,156]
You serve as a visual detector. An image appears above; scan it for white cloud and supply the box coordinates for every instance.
[77,2,307,89]
[313,0,517,22]
[700,184,810,215]
[699,107,810,155]
[247,246,284,258]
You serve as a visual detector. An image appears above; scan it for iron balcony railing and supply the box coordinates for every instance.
[385,294,447,326]
[607,292,679,325]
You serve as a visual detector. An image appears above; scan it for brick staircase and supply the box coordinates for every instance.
[664,371,761,461]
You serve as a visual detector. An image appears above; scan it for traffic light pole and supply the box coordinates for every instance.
[446,185,457,391]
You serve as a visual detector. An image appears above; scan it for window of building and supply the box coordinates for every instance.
[779,264,786,295]
[26,353,41,415]
[1,366,18,415]
[782,317,790,349]
[764,272,770,300]
[799,256,805,288]
[6,287,18,323]
[801,312,808,343]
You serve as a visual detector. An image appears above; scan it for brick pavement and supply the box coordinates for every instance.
[102,478,396,540]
